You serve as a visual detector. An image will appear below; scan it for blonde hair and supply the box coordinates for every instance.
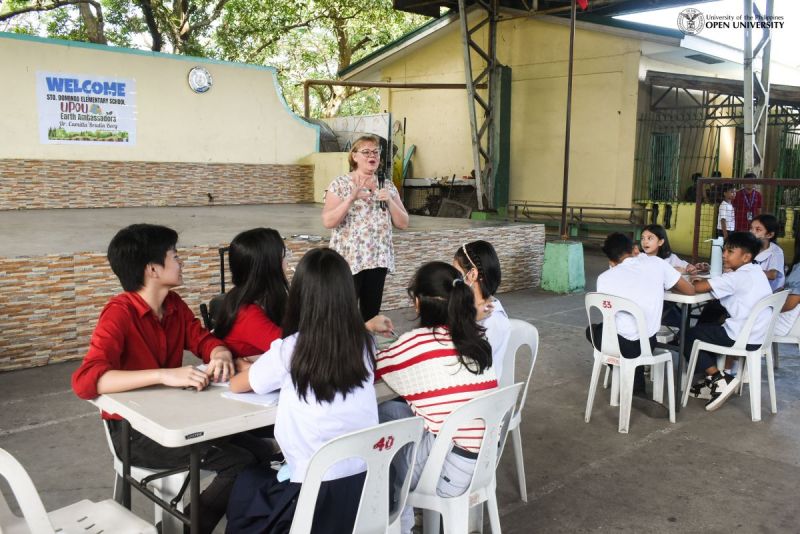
[348,135,381,171]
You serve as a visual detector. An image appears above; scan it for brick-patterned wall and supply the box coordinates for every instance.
[0,159,314,210]
[0,224,543,371]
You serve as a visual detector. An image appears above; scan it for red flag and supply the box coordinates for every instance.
[577,0,589,9]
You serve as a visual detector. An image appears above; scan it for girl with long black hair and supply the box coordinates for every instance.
[226,247,378,533]
[376,261,496,533]
[213,227,288,359]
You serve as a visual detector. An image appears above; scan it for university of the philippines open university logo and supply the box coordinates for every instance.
[678,8,704,35]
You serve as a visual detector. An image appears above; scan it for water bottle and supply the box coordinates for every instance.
[709,237,724,277]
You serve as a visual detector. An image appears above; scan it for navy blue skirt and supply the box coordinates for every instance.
[226,467,366,534]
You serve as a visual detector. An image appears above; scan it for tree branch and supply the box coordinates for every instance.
[0,0,102,22]
[135,0,163,51]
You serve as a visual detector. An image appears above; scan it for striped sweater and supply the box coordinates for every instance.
[376,327,497,451]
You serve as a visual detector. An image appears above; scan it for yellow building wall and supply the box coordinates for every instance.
[379,18,642,209]
[0,33,318,164]
[301,152,350,203]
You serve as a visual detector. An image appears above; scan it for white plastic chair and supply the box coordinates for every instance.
[289,416,424,534]
[407,383,523,534]
[0,447,156,534]
[681,290,788,421]
[103,421,213,534]
[584,293,676,434]
[497,319,539,503]
[771,307,800,368]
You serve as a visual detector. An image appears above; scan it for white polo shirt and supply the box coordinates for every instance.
[596,254,681,340]
[665,253,689,270]
[480,297,511,383]
[248,333,378,483]
[717,201,735,231]
[776,265,800,336]
[755,241,785,291]
[709,262,773,343]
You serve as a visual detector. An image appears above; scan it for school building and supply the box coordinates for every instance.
[338,10,800,257]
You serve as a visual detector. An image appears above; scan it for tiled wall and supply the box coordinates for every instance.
[0,159,314,209]
[0,224,544,371]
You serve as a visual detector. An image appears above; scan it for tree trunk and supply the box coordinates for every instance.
[78,2,107,44]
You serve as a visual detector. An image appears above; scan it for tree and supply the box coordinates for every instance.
[2,0,429,115]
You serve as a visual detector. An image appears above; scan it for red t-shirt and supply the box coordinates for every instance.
[220,303,282,358]
[732,188,762,231]
[71,291,224,416]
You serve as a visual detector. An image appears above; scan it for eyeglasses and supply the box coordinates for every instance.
[356,149,381,157]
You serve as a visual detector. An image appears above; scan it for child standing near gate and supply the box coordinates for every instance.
[717,185,736,239]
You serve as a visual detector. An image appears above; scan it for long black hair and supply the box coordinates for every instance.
[453,240,502,299]
[408,261,492,374]
[213,228,288,339]
[642,224,672,259]
[283,248,374,403]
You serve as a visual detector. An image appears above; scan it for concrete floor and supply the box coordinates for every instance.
[2,246,800,532]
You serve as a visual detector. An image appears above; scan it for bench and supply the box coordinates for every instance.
[507,201,650,240]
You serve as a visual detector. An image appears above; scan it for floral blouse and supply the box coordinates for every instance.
[325,175,397,274]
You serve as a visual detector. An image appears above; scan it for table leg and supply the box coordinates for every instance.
[675,303,690,413]
[121,419,131,508]
[190,445,201,534]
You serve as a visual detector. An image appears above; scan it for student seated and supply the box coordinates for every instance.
[775,238,800,337]
[71,223,265,534]
[686,232,772,411]
[225,248,378,533]
[586,233,694,395]
[213,228,287,359]
[376,261,497,534]
[453,240,511,378]
[750,214,786,291]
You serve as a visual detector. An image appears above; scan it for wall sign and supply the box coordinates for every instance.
[36,71,137,145]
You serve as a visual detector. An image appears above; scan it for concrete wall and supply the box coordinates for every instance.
[0,32,318,164]
[377,17,642,209]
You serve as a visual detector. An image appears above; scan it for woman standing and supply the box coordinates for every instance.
[322,135,409,320]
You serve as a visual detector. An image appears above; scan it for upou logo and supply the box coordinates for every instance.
[46,76,126,97]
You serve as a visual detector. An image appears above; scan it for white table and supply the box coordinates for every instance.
[662,290,714,410]
[90,381,398,533]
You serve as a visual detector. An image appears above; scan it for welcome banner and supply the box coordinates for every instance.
[36,72,137,145]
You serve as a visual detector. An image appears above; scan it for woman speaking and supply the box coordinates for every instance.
[322,135,409,320]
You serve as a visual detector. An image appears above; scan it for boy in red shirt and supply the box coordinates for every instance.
[72,223,263,534]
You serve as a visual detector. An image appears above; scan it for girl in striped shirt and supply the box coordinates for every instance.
[376,261,496,533]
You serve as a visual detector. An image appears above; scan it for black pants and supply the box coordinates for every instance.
[353,267,388,321]
[586,324,657,392]
[683,323,760,373]
[108,419,270,534]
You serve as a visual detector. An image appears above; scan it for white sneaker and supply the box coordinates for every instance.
[705,373,740,412]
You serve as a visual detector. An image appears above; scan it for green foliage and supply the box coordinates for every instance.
[2,0,429,117]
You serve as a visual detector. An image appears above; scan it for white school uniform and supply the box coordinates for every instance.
[717,200,735,232]
[754,241,785,291]
[479,297,511,381]
[708,263,772,344]
[665,253,689,270]
[775,265,800,336]
[596,254,680,340]
[248,333,378,483]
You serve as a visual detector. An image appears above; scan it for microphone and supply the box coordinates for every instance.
[378,167,387,210]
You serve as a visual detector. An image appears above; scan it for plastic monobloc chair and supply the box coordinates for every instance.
[103,421,214,534]
[771,306,800,368]
[289,416,424,534]
[0,447,156,534]
[584,293,676,434]
[682,290,788,421]
[407,383,523,534]
[496,319,539,503]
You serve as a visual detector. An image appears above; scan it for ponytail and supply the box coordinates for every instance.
[408,262,491,375]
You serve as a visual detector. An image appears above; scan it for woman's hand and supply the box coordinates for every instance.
[349,175,373,202]
[159,366,209,391]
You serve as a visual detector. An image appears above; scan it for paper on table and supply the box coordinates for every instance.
[196,364,229,387]
[221,390,280,406]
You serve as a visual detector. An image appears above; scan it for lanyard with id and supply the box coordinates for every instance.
[743,189,758,222]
